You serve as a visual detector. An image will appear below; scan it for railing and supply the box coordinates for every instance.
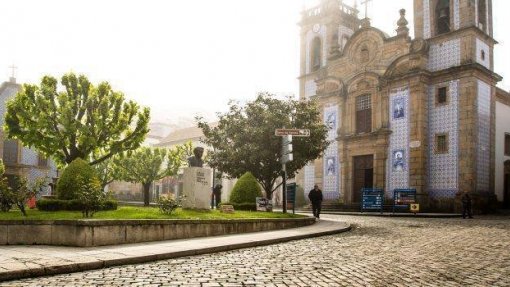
[304,1,358,19]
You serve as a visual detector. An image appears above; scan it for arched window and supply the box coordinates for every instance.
[435,0,450,35]
[311,37,322,72]
[478,0,487,31]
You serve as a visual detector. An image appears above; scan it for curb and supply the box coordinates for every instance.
[310,211,463,218]
[0,221,351,282]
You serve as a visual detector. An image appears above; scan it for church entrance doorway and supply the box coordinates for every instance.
[353,155,374,203]
[504,161,510,209]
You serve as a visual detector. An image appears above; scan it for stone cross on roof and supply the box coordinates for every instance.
[8,64,17,83]
[361,0,372,19]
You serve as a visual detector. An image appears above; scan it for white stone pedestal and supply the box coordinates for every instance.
[182,167,212,209]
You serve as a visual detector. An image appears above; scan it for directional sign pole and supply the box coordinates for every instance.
[276,128,310,214]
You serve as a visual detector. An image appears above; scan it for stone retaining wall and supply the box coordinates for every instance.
[0,218,315,247]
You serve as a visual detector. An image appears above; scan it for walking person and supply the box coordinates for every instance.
[461,192,474,219]
[308,184,323,219]
[211,184,222,209]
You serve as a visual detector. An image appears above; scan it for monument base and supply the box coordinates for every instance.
[182,167,212,209]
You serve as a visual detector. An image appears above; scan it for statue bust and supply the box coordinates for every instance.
[188,147,204,168]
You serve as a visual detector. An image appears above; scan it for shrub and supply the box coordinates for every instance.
[57,158,98,200]
[36,199,118,212]
[229,172,262,204]
[0,180,13,212]
[157,194,183,215]
[76,176,105,218]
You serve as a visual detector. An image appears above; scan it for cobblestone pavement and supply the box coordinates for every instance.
[2,215,510,286]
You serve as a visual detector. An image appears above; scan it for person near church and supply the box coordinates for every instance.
[211,184,222,209]
[308,184,323,219]
[461,192,474,219]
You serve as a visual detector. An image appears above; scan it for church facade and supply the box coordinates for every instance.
[296,0,510,210]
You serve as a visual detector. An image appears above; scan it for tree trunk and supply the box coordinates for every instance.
[143,182,151,206]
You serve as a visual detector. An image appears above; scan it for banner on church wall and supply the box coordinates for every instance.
[323,105,339,200]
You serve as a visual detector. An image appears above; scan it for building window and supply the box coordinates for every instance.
[505,134,510,156]
[481,50,486,61]
[38,153,48,167]
[435,133,449,154]
[436,86,448,105]
[478,0,487,31]
[3,140,19,164]
[311,37,322,72]
[436,0,450,35]
[356,94,372,134]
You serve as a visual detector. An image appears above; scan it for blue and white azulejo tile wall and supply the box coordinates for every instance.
[428,81,460,199]
[477,80,491,192]
[387,87,410,197]
[323,105,339,200]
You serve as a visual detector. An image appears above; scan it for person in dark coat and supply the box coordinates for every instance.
[211,184,222,209]
[308,184,323,219]
[461,192,474,219]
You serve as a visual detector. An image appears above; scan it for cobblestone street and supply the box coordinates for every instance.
[2,215,509,286]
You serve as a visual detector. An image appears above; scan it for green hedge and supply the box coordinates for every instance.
[36,199,118,212]
[221,202,257,211]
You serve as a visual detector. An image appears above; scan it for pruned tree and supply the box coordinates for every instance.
[113,146,187,206]
[4,73,150,166]
[198,92,329,200]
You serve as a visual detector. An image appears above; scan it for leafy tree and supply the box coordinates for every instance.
[4,73,150,166]
[198,92,328,200]
[229,172,263,204]
[92,157,118,191]
[114,146,187,206]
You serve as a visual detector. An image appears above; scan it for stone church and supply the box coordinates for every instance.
[296,0,510,210]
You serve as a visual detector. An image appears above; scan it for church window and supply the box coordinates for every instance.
[3,140,19,164]
[356,94,372,134]
[435,0,451,35]
[436,86,448,105]
[478,0,487,31]
[505,134,510,156]
[435,133,449,154]
[311,37,322,72]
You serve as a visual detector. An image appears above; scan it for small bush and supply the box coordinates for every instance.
[229,172,263,204]
[157,194,183,215]
[57,158,98,200]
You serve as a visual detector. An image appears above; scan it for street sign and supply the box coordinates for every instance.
[361,188,384,213]
[410,203,420,213]
[275,129,311,137]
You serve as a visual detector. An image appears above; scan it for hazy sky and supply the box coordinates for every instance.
[1,0,508,124]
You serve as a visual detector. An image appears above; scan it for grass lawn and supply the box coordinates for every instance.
[0,206,305,220]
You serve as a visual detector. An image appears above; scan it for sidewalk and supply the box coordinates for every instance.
[0,219,350,282]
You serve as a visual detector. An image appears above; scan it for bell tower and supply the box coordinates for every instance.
[413,0,500,196]
[299,0,360,99]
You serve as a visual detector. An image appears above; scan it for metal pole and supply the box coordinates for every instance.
[282,163,287,214]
